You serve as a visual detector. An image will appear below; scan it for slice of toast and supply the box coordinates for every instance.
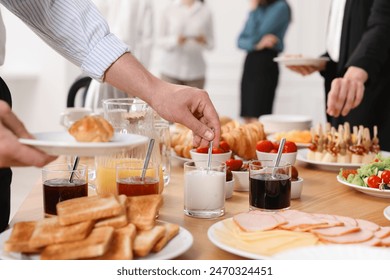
[4,221,41,253]
[94,223,137,260]
[126,194,163,230]
[95,195,128,229]
[28,217,94,249]
[152,223,180,253]
[57,193,123,226]
[133,225,165,257]
[40,226,114,260]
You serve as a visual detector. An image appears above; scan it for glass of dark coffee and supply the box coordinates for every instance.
[42,163,88,217]
[249,160,291,211]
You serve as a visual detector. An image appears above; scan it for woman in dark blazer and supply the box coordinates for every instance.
[289,0,390,151]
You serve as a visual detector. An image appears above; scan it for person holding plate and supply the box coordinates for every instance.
[286,0,390,151]
[0,0,221,233]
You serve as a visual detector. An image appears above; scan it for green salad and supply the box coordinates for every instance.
[339,155,390,190]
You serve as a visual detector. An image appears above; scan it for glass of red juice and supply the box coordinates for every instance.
[249,160,291,211]
[42,163,88,217]
[116,160,159,197]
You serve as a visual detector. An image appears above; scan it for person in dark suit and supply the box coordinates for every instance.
[288,0,390,151]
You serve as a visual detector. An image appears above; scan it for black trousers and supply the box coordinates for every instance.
[0,76,12,233]
[240,49,279,118]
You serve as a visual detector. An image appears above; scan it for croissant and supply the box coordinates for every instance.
[174,144,192,159]
[221,122,266,160]
[171,129,192,148]
[68,115,114,142]
[221,120,240,135]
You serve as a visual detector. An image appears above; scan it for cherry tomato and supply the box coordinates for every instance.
[270,149,278,153]
[226,159,243,171]
[367,175,381,188]
[219,141,231,152]
[256,140,274,152]
[212,147,225,154]
[341,169,358,180]
[381,170,390,184]
[272,142,280,151]
[195,146,209,153]
[283,141,298,153]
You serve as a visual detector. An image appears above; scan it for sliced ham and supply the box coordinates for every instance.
[355,218,380,232]
[359,237,382,247]
[318,229,374,244]
[233,212,285,232]
[311,225,360,237]
[380,235,390,246]
[374,227,390,239]
[333,215,358,227]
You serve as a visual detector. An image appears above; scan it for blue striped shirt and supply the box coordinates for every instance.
[0,0,130,81]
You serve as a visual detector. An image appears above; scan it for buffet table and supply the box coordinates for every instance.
[10,160,390,260]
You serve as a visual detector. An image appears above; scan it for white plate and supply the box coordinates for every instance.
[0,223,193,260]
[384,206,390,221]
[259,114,312,134]
[273,244,390,260]
[19,131,148,156]
[296,149,389,171]
[170,151,191,162]
[337,175,390,198]
[273,56,329,67]
[207,218,271,260]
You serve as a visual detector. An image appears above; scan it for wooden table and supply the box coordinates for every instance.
[10,160,390,260]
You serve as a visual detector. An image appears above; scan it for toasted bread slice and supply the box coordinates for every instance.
[152,223,180,253]
[40,226,114,260]
[126,194,163,230]
[95,195,128,229]
[57,194,123,226]
[4,221,41,253]
[133,225,165,257]
[29,217,94,249]
[94,223,137,260]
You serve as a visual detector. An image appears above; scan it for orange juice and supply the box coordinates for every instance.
[95,158,164,195]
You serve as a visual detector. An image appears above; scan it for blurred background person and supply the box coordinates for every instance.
[157,0,214,89]
[286,0,390,151]
[85,0,154,110]
[237,0,291,124]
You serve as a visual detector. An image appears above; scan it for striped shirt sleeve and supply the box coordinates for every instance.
[0,0,130,81]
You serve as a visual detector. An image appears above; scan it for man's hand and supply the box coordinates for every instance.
[327,66,368,117]
[0,101,56,167]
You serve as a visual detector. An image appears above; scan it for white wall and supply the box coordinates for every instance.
[0,0,331,133]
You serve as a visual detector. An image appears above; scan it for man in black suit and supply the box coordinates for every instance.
[288,0,390,151]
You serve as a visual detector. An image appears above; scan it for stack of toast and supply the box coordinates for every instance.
[4,193,180,260]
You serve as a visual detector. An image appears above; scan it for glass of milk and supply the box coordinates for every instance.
[184,160,226,218]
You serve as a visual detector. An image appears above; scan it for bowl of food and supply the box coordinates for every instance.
[190,141,232,163]
[291,166,303,199]
[255,140,298,165]
[226,159,249,192]
[259,114,312,134]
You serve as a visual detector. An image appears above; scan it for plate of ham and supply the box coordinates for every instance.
[208,210,390,259]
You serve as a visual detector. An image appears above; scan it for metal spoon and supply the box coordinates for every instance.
[141,138,155,181]
[207,140,213,172]
[272,138,286,178]
[69,156,79,183]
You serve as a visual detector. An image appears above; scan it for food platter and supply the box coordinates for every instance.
[207,218,271,260]
[336,175,390,198]
[0,223,193,260]
[19,131,148,157]
[273,56,329,67]
[296,149,390,171]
